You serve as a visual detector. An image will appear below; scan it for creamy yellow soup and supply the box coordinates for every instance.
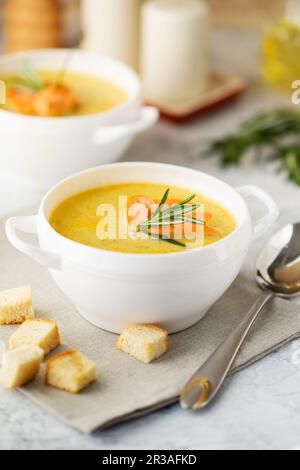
[0,70,128,116]
[50,183,236,255]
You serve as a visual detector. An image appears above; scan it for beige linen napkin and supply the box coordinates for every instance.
[1,211,300,433]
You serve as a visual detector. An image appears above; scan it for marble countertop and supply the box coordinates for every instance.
[1,30,300,450]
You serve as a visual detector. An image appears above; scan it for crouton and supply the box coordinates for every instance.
[45,349,97,394]
[0,285,34,325]
[0,345,43,388]
[117,324,169,363]
[9,318,61,355]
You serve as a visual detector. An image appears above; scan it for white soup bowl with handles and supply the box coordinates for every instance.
[5,163,279,334]
[0,49,158,190]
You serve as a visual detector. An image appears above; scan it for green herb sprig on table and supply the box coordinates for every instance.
[209,109,300,186]
[137,189,205,248]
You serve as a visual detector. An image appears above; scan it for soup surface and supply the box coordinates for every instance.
[0,70,128,116]
[50,183,236,255]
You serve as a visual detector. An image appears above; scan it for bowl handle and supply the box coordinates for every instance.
[93,106,159,145]
[5,216,61,270]
[237,186,279,240]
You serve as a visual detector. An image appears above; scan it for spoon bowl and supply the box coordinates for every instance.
[256,223,300,297]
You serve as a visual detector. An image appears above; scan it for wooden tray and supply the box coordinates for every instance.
[146,73,247,123]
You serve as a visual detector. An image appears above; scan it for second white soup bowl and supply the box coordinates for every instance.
[6,163,279,333]
[0,49,158,190]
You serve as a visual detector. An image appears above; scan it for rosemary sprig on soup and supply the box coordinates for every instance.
[3,60,78,117]
[136,188,207,248]
[17,61,46,92]
[0,61,128,118]
[50,183,236,255]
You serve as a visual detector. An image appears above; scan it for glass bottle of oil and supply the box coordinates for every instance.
[263,0,300,92]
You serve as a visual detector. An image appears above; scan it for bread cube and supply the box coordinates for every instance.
[45,349,97,394]
[0,345,43,388]
[9,318,61,355]
[0,285,34,325]
[117,324,169,364]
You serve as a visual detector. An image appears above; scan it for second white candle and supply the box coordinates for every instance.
[141,0,210,102]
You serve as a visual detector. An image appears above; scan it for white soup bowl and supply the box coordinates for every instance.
[0,49,158,190]
[6,163,279,333]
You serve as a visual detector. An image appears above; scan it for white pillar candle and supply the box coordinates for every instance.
[81,0,144,71]
[141,0,210,102]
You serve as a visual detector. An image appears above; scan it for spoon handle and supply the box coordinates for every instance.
[180,291,274,410]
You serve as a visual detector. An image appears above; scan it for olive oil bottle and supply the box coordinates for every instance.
[263,0,300,92]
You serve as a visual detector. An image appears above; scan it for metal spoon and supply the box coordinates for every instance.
[180,223,300,411]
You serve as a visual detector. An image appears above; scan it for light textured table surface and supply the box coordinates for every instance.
[1,31,300,450]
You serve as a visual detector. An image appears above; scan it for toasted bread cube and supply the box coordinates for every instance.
[9,318,61,355]
[0,345,43,389]
[117,324,169,364]
[45,349,97,394]
[0,285,34,325]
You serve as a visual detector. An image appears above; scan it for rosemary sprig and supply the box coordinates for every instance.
[137,189,205,248]
[159,204,203,219]
[159,194,196,216]
[16,61,45,91]
[55,52,73,85]
[142,219,186,228]
[279,145,300,186]
[150,188,170,220]
[209,108,300,186]
[174,194,197,206]
[185,216,206,225]
[12,54,73,93]
[147,233,186,248]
